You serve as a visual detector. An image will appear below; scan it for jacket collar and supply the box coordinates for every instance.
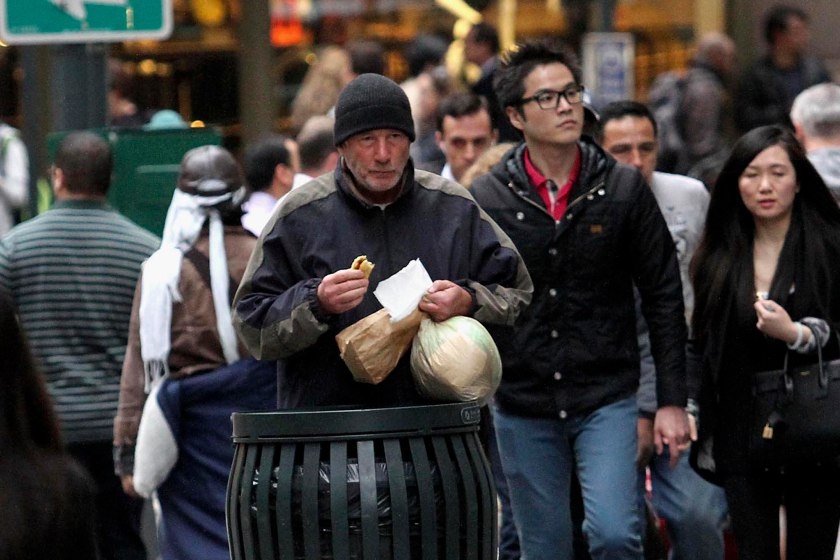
[334,157,415,209]
[496,135,613,197]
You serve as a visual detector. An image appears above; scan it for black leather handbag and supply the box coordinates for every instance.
[751,339,840,465]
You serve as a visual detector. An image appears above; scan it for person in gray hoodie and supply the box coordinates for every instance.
[790,82,840,204]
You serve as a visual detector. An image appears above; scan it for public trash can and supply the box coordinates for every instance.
[226,401,497,559]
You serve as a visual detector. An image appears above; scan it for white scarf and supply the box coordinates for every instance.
[139,189,240,392]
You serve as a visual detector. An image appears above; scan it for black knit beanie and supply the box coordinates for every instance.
[333,73,415,146]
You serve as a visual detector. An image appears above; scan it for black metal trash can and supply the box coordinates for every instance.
[226,401,497,560]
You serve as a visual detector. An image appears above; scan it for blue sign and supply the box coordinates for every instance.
[582,33,636,110]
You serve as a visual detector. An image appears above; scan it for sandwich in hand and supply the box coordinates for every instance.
[350,255,375,279]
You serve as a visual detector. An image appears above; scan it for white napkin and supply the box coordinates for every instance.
[373,259,433,322]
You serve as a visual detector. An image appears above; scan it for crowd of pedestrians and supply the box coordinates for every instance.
[1,3,840,560]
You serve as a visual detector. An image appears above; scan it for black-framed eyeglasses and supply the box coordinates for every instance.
[518,85,585,110]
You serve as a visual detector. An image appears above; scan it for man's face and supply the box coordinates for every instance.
[601,115,658,185]
[780,15,810,56]
[463,30,485,66]
[437,109,497,182]
[505,63,584,149]
[338,129,410,203]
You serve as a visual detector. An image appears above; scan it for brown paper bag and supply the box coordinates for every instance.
[336,308,425,384]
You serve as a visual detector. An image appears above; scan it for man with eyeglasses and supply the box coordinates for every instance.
[469,39,690,560]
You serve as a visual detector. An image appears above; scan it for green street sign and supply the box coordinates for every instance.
[0,0,173,44]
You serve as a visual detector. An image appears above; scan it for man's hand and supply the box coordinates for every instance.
[653,405,691,468]
[636,417,655,468]
[419,280,473,322]
[317,269,369,315]
[121,474,141,498]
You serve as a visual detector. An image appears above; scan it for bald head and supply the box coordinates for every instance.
[296,115,337,176]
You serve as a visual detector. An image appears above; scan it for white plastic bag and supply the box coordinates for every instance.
[409,316,502,404]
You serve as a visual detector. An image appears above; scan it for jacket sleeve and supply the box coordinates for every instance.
[634,289,657,416]
[464,201,533,326]
[113,278,146,475]
[232,216,331,361]
[625,171,688,409]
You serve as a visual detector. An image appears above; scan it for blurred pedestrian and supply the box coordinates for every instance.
[0,131,159,560]
[347,39,386,77]
[464,22,519,142]
[0,119,28,234]
[108,61,150,128]
[680,31,737,182]
[292,115,338,189]
[289,45,352,134]
[409,65,454,169]
[401,33,451,136]
[117,145,274,560]
[0,288,99,560]
[598,100,728,560]
[241,135,298,235]
[735,4,831,134]
[790,82,840,203]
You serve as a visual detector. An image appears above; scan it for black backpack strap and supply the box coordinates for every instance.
[183,247,238,304]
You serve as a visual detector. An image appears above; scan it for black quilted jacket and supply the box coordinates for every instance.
[470,138,687,418]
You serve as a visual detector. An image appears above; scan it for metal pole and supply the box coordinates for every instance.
[238,0,274,145]
[49,43,108,131]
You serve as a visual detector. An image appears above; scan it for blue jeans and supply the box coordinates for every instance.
[641,449,729,560]
[495,397,643,560]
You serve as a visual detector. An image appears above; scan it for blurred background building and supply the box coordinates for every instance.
[1,0,837,219]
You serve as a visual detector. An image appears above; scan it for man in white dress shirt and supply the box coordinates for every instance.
[241,135,298,236]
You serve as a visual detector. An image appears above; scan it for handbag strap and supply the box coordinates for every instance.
[782,327,840,388]
[183,247,238,305]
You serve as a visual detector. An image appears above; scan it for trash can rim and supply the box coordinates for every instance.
[230,401,483,439]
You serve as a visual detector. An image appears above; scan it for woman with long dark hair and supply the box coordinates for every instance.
[0,288,98,559]
[690,124,840,559]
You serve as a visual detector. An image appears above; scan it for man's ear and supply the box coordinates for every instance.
[51,167,64,196]
[324,151,339,172]
[792,121,807,147]
[435,130,444,153]
[505,106,525,132]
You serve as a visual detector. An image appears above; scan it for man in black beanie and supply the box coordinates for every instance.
[232,72,533,409]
